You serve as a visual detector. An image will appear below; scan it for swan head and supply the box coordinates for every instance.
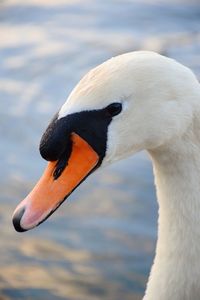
[12,51,200,232]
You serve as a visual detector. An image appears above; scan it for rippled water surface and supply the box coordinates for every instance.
[0,0,200,299]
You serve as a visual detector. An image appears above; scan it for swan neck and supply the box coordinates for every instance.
[144,137,200,300]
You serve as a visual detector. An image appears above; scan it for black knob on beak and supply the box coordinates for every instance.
[39,113,71,162]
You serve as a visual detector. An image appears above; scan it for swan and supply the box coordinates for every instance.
[12,51,200,300]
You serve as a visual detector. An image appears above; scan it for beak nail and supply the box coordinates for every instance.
[12,207,27,232]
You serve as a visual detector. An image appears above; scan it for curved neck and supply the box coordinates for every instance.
[144,133,200,300]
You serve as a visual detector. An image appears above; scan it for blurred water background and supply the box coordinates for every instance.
[0,0,200,299]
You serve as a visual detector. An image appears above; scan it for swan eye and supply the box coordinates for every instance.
[106,102,122,117]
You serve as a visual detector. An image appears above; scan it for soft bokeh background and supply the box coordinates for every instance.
[0,0,200,299]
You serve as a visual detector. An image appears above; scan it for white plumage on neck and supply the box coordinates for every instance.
[146,130,200,300]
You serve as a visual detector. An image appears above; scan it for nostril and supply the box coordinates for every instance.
[12,207,27,232]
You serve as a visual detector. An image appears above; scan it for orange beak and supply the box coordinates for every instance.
[12,133,99,232]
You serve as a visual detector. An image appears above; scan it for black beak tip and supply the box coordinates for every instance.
[12,207,27,232]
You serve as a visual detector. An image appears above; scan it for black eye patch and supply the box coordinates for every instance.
[39,102,122,179]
